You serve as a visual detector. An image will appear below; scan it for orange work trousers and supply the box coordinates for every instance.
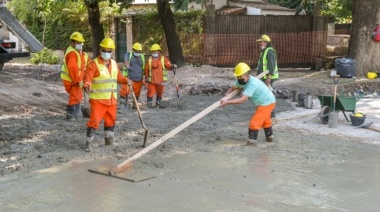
[147,83,165,98]
[119,81,144,98]
[63,80,82,105]
[86,100,117,130]
[249,103,276,130]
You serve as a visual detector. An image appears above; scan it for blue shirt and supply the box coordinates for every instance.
[124,52,144,81]
[235,75,275,107]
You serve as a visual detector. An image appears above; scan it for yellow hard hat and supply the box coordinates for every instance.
[354,112,364,118]
[150,44,161,51]
[234,62,251,77]
[100,38,115,50]
[257,35,270,42]
[132,42,142,51]
[367,72,377,79]
[70,32,85,42]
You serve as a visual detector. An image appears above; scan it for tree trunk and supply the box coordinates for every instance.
[85,1,104,58]
[156,0,185,67]
[348,0,380,77]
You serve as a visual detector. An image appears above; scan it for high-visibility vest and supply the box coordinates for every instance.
[148,56,167,82]
[89,58,118,100]
[61,46,89,82]
[259,47,279,80]
[122,52,145,77]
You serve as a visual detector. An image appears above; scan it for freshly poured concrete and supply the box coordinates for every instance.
[1,140,380,211]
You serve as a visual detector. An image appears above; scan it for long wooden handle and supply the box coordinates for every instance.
[111,89,240,174]
[110,70,270,174]
[129,83,146,129]
[369,127,380,133]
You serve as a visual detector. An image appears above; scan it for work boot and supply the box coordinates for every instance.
[264,127,274,142]
[65,105,75,121]
[104,127,115,146]
[271,111,276,118]
[156,97,162,108]
[85,127,95,152]
[74,103,81,120]
[247,129,258,146]
[147,97,154,108]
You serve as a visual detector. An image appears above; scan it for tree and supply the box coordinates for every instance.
[348,0,380,77]
[85,0,104,58]
[268,0,353,22]
[85,0,131,57]
[157,0,185,66]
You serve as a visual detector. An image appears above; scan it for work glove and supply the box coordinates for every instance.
[83,83,91,92]
[172,64,177,70]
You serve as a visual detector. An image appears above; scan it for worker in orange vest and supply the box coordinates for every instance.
[83,38,129,152]
[143,44,176,108]
[61,31,89,121]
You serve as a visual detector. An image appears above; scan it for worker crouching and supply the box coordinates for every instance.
[83,38,129,152]
[220,62,276,146]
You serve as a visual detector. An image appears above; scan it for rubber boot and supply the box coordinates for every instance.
[85,127,95,152]
[147,97,154,108]
[247,129,258,146]
[104,126,115,146]
[66,105,75,121]
[156,97,162,108]
[264,127,274,142]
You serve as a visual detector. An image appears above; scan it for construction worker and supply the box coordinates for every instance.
[119,42,145,109]
[61,31,89,121]
[256,34,278,118]
[143,44,177,108]
[220,62,276,146]
[83,38,129,152]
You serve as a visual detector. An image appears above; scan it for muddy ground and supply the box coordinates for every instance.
[1,61,380,210]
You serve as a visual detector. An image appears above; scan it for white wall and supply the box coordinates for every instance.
[261,10,295,16]
[189,0,227,10]
[246,7,261,15]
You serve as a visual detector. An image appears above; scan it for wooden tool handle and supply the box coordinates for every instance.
[110,70,270,175]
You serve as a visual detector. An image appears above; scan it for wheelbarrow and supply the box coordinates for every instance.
[318,77,358,125]
[317,95,359,124]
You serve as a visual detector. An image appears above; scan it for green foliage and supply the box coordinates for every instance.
[134,9,204,54]
[267,0,352,23]
[30,48,61,65]
[8,0,122,51]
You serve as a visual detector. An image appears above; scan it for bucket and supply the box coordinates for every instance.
[328,111,339,128]
[350,114,366,126]
[292,90,299,102]
[304,95,313,109]
[297,94,305,107]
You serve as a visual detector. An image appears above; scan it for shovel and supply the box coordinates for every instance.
[129,83,149,147]
[355,122,380,133]
[81,91,90,118]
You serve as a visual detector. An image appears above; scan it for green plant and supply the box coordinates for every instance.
[30,48,61,65]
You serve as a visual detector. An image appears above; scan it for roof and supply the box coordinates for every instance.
[229,0,295,12]
[216,6,247,15]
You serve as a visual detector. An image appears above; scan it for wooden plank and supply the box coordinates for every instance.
[110,71,270,175]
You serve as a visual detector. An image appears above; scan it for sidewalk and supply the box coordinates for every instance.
[275,97,380,145]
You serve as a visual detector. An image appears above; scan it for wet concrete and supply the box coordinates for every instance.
[1,137,380,211]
